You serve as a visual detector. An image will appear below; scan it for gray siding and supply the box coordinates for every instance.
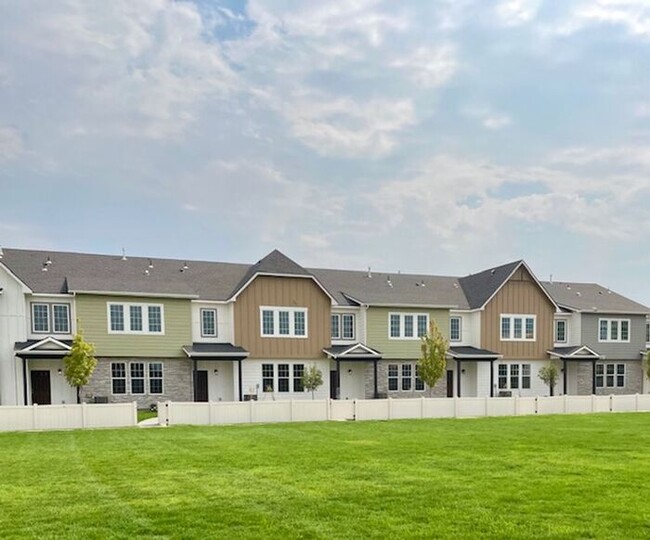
[580,313,645,360]
[574,360,643,395]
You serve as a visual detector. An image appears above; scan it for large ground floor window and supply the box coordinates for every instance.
[498,363,531,390]
[261,363,306,394]
[595,363,625,388]
[387,363,425,392]
[111,361,164,395]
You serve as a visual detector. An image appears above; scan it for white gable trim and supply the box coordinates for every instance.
[229,272,336,304]
[0,261,32,293]
[19,336,72,353]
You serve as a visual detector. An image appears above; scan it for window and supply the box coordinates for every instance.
[293,364,304,392]
[450,317,461,342]
[112,361,163,395]
[261,363,306,393]
[332,313,357,340]
[260,307,308,338]
[331,315,340,339]
[500,315,536,341]
[596,363,625,388]
[387,363,425,392]
[388,364,399,391]
[402,364,412,391]
[32,303,71,334]
[149,363,163,394]
[107,302,164,334]
[130,363,145,394]
[262,364,274,392]
[111,362,126,394]
[388,313,429,339]
[278,364,290,392]
[342,314,355,340]
[498,364,531,390]
[598,319,630,342]
[130,305,143,332]
[555,320,567,343]
[201,309,217,337]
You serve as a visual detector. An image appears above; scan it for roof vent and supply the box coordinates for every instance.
[148,259,154,269]
[420,280,426,287]
[566,285,571,290]
[121,248,127,261]
[45,256,52,266]
[592,306,598,311]
[386,276,393,288]
[367,267,372,279]
[144,269,150,276]
[598,291,603,295]
[576,292,581,297]
[491,269,495,275]
[41,263,48,272]
[607,289,612,294]
[180,261,189,273]
[549,274,553,283]
[453,282,459,289]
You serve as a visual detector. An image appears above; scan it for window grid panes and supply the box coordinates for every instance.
[401,364,412,390]
[32,304,50,333]
[262,310,274,335]
[388,364,399,391]
[331,315,340,339]
[555,320,567,343]
[260,308,307,338]
[404,315,414,338]
[110,304,125,332]
[148,306,162,333]
[342,314,355,339]
[278,312,290,335]
[450,317,461,341]
[417,315,428,337]
[389,313,429,339]
[130,363,145,394]
[278,364,290,392]
[597,363,625,388]
[262,364,274,392]
[149,363,164,394]
[500,315,535,341]
[111,363,126,394]
[293,364,304,392]
[52,304,70,333]
[129,305,143,332]
[294,311,306,336]
[201,309,217,337]
[390,315,401,338]
[599,319,631,342]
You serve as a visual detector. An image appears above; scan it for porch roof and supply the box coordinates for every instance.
[182,342,249,359]
[14,337,72,358]
[447,346,502,360]
[548,345,602,360]
[323,343,382,360]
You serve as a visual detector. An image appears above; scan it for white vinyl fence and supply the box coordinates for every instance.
[0,402,138,432]
[159,394,650,426]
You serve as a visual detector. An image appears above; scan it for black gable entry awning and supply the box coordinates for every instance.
[183,343,249,403]
[447,346,502,398]
[548,345,603,396]
[323,343,383,400]
[15,337,73,358]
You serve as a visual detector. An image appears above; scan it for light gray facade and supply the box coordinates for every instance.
[581,313,646,360]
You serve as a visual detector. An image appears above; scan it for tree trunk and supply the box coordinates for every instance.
[76,386,81,404]
[550,382,554,397]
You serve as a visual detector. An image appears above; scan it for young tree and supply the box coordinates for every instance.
[418,321,448,396]
[301,364,324,399]
[538,363,559,397]
[63,330,97,404]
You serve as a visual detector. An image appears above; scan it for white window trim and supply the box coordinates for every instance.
[596,363,626,388]
[598,318,631,343]
[497,363,532,391]
[110,362,127,396]
[261,362,306,393]
[500,314,536,342]
[331,313,355,341]
[555,319,568,344]
[148,362,164,395]
[388,313,429,340]
[200,308,218,338]
[387,362,426,393]
[129,361,146,395]
[111,361,164,395]
[107,302,165,335]
[259,306,309,338]
[449,316,462,342]
[31,302,71,335]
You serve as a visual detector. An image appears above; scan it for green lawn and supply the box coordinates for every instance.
[1,414,650,539]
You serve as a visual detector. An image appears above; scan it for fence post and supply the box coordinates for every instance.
[249,398,254,424]
[636,393,639,412]
[353,399,357,421]
[32,403,38,430]
[387,398,392,421]
[208,401,213,425]
[514,394,519,416]
[290,399,294,422]
[326,399,331,421]
[534,396,538,414]
[420,396,425,419]
[81,402,87,428]
[591,393,595,413]
[563,394,568,414]
[166,401,172,426]
[609,394,613,412]
[484,396,489,417]
[454,397,459,418]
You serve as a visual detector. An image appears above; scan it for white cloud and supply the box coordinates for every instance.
[463,106,513,130]
[390,45,458,89]
[0,127,24,163]
[495,0,543,26]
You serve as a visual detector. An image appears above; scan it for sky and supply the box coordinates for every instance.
[1,0,650,305]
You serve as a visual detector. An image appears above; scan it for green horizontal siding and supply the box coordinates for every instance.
[75,295,191,357]
[366,307,449,359]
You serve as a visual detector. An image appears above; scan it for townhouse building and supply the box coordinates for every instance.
[0,247,647,407]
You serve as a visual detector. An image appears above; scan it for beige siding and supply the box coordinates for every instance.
[75,295,191,357]
[233,276,331,359]
[366,307,449,359]
[481,267,555,359]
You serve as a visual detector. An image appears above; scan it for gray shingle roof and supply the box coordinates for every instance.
[458,260,523,309]
[309,268,468,308]
[542,282,650,315]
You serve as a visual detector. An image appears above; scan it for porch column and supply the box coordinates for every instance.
[238,359,243,401]
[192,358,198,402]
[336,359,340,400]
[456,360,462,398]
[591,359,597,395]
[22,357,28,405]
[489,360,494,397]
[373,360,378,399]
[562,359,567,396]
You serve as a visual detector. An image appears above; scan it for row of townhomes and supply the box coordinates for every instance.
[0,248,649,407]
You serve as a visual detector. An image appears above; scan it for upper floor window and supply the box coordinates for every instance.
[260,307,308,338]
[389,313,429,340]
[555,319,567,343]
[500,314,535,341]
[108,302,164,335]
[31,303,70,334]
[450,317,462,342]
[598,319,630,343]
[201,309,217,337]
[331,313,355,340]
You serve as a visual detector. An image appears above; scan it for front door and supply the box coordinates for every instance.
[330,370,338,399]
[446,370,454,398]
[195,370,208,402]
[31,370,52,405]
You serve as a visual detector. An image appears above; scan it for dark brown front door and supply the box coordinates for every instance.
[195,370,208,402]
[31,370,51,405]
[446,370,454,398]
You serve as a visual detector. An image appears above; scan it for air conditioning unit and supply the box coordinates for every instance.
[498,390,512,398]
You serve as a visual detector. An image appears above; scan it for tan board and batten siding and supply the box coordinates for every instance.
[234,276,331,359]
[75,295,191,357]
[481,267,555,359]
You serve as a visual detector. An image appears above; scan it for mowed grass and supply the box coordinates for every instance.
[1,414,650,539]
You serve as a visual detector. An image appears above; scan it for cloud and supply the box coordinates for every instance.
[390,45,458,89]
[0,127,24,163]
[495,0,543,26]
[462,106,513,130]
